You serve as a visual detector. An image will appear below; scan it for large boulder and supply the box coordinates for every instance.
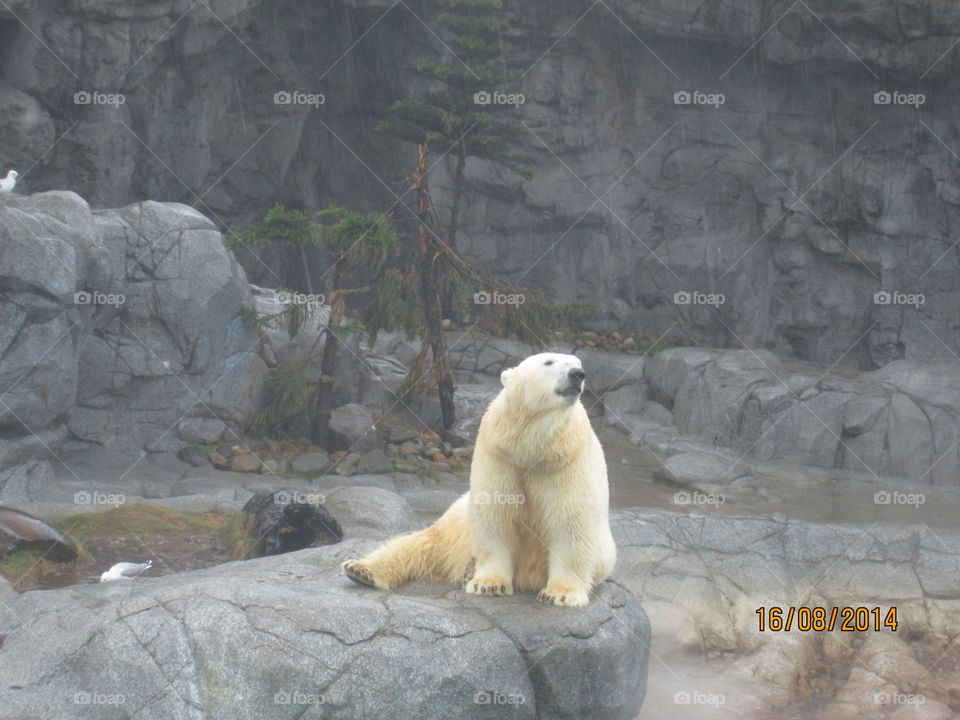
[0,192,90,477]
[641,347,960,484]
[328,403,380,453]
[0,541,650,720]
[0,192,265,489]
[72,200,262,446]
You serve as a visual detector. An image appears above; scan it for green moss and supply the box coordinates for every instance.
[55,504,229,546]
[410,461,440,480]
[223,511,259,561]
[0,550,61,584]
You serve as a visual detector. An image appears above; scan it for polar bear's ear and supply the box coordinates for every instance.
[500,367,514,387]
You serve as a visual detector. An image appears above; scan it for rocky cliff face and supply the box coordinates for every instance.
[1,1,958,368]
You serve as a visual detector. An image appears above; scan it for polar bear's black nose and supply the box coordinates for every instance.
[569,369,586,384]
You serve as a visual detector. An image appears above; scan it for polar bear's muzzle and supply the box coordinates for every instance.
[557,368,586,398]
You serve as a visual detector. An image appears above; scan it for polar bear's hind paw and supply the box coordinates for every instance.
[342,560,379,588]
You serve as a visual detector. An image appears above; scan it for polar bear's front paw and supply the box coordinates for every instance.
[537,584,589,607]
[466,575,513,596]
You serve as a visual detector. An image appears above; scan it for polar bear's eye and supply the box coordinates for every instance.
[544,360,553,366]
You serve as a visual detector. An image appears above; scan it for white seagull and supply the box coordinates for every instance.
[0,170,17,200]
[100,560,153,582]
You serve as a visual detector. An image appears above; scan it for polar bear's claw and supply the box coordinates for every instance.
[537,586,589,607]
[342,560,378,588]
[466,576,513,596]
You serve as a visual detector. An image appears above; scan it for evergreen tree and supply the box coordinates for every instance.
[229,205,396,444]
[374,0,537,431]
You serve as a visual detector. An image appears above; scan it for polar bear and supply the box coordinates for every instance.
[342,352,616,607]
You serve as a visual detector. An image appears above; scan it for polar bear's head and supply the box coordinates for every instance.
[499,352,587,411]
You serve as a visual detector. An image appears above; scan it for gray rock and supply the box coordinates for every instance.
[638,347,960,484]
[402,488,465,514]
[334,453,359,476]
[329,403,380,453]
[2,3,960,370]
[324,486,419,533]
[0,573,12,603]
[260,458,288,475]
[841,395,888,436]
[0,191,266,482]
[0,543,649,720]
[312,474,399,495]
[654,451,746,487]
[250,283,330,370]
[611,506,960,658]
[178,446,212,468]
[637,402,674,427]
[0,460,57,504]
[226,453,262,473]
[49,447,185,501]
[599,385,647,419]
[578,349,646,398]
[386,428,418,444]
[203,351,270,426]
[290,452,333,476]
[357,448,393,473]
[447,333,538,375]
[176,417,227,444]
[358,353,411,414]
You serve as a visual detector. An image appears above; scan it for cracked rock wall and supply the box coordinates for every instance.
[0,192,264,488]
[1,1,959,366]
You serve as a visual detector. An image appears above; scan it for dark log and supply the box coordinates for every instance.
[240,491,343,557]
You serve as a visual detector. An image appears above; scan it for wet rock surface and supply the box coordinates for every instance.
[0,540,649,720]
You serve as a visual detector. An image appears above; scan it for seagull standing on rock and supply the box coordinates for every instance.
[0,170,17,201]
[100,560,153,582]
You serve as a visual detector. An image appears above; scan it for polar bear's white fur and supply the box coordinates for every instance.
[342,352,616,606]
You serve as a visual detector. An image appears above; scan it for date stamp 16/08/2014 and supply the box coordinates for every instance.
[756,606,898,632]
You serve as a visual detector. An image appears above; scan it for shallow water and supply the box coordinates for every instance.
[8,530,230,591]
[597,423,960,531]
